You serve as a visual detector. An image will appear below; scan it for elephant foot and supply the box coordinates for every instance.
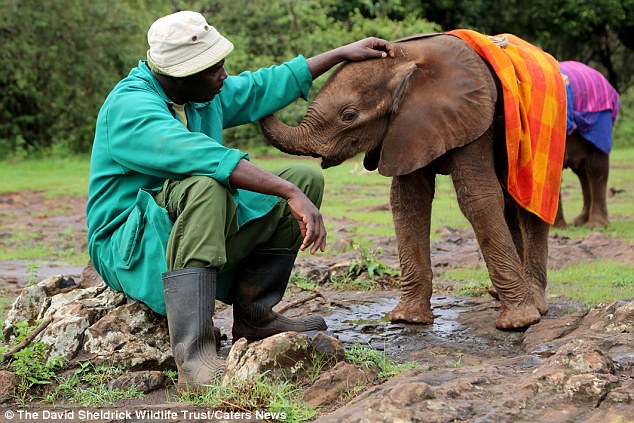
[495,303,541,330]
[571,214,589,226]
[585,216,609,228]
[388,299,434,324]
[490,285,547,315]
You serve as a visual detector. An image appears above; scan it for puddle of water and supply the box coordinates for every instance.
[325,295,475,356]
[216,292,518,361]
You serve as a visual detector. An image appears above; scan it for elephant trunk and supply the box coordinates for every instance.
[259,112,322,158]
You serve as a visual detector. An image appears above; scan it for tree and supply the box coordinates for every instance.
[0,0,166,156]
[332,0,632,92]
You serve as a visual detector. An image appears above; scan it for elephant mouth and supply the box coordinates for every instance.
[320,156,345,169]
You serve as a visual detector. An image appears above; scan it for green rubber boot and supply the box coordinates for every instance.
[163,267,225,388]
[231,248,327,342]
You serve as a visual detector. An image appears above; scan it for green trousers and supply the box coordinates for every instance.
[153,164,324,299]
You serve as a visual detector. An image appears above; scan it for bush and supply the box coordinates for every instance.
[0,0,165,156]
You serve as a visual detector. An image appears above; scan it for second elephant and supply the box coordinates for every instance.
[554,61,621,228]
[261,31,567,330]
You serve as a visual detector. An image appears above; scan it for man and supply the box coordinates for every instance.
[86,10,394,387]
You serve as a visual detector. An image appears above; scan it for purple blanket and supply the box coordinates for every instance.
[559,61,620,154]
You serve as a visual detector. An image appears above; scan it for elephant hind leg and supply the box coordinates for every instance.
[451,134,540,330]
[567,133,610,227]
[518,207,549,315]
[570,167,592,226]
[585,151,610,227]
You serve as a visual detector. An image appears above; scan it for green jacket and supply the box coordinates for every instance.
[87,57,313,314]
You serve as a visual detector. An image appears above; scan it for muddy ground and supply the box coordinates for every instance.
[0,191,632,422]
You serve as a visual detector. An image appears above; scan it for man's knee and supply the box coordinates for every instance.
[277,164,324,206]
[179,176,229,201]
[162,176,233,217]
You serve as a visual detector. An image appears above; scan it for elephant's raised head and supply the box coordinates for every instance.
[260,34,497,176]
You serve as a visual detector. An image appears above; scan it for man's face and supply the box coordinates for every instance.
[181,60,228,102]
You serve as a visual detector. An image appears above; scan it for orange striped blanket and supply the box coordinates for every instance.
[448,29,566,224]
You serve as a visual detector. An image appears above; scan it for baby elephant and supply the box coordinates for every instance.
[261,31,567,330]
[554,61,620,228]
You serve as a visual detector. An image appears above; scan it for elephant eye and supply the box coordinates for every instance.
[341,111,357,122]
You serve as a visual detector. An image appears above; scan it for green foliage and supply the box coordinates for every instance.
[290,274,320,292]
[176,371,316,422]
[438,268,492,297]
[344,344,417,379]
[348,245,399,280]
[308,351,338,383]
[0,0,165,156]
[2,0,633,156]
[0,328,7,363]
[614,87,634,148]
[44,361,144,406]
[25,262,39,287]
[509,0,634,93]
[399,0,634,92]
[4,321,67,398]
[0,0,435,155]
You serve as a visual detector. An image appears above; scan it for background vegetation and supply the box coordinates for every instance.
[1,0,632,157]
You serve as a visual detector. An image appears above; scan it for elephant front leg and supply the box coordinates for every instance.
[388,171,435,324]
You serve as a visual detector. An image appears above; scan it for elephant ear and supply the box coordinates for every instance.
[377,35,497,177]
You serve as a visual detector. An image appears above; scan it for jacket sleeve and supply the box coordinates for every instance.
[219,55,313,128]
[105,89,247,191]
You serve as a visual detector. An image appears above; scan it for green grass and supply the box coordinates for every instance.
[436,262,634,308]
[44,362,144,407]
[548,262,634,307]
[174,371,316,422]
[0,156,90,198]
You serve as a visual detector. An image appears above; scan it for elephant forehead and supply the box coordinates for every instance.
[324,60,395,92]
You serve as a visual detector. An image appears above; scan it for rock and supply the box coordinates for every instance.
[563,373,618,405]
[304,362,373,407]
[3,271,172,370]
[310,332,345,361]
[315,300,633,423]
[523,311,585,354]
[3,281,49,336]
[223,332,313,383]
[293,262,331,285]
[316,375,435,422]
[79,260,104,288]
[82,302,172,369]
[0,371,19,403]
[110,371,165,393]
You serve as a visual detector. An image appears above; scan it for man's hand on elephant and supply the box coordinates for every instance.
[286,191,327,254]
[306,37,394,80]
[340,37,395,62]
